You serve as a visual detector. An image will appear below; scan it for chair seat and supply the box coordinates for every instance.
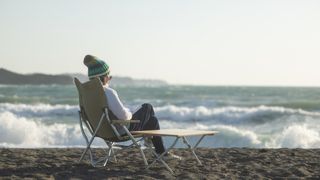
[105,133,144,142]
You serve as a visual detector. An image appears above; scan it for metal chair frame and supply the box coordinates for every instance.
[78,108,148,167]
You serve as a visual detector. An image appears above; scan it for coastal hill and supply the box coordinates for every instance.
[0,68,167,86]
[0,68,72,85]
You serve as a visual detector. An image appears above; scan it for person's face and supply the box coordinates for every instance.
[104,75,112,84]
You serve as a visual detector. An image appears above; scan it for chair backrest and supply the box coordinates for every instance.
[74,77,116,139]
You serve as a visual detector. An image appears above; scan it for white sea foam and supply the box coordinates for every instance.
[0,103,78,117]
[155,105,320,123]
[1,103,320,148]
[266,124,320,148]
[160,121,263,148]
[0,111,90,148]
[1,103,319,123]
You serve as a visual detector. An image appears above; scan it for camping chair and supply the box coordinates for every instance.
[74,77,148,167]
[75,77,218,173]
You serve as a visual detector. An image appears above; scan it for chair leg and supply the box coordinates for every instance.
[80,135,96,166]
[110,144,117,163]
[103,142,118,166]
[79,112,106,166]
[139,145,148,166]
[79,138,94,164]
[103,146,113,166]
[79,135,90,162]
[79,113,92,163]
[123,126,148,166]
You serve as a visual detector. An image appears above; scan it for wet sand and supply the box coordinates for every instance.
[0,148,319,179]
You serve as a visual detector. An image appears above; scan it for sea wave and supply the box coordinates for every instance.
[1,111,319,148]
[1,103,320,148]
[1,103,320,124]
[160,121,320,148]
[155,105,320,124]
[0,111,82,147]
[0,103,78,117]
[265,124,320,148]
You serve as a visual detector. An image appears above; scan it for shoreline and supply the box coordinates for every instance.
[0,148,319,179]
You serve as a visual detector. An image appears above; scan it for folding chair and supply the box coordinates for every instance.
[74,77,218,174]
[74,77,148,167]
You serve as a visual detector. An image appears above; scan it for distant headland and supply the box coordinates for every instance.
[0,68,167,86]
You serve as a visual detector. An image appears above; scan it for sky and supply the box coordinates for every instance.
[0,0,320,86]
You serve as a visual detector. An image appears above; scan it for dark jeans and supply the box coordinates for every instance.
[129,103,165,154]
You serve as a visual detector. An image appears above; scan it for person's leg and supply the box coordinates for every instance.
[129,103,165,154]
[146,116,165,154]
[129,103,152,131]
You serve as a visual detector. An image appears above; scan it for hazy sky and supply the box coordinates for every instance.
[1,0,320,86]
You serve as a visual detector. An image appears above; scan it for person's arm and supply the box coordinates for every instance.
[104,87,132,120]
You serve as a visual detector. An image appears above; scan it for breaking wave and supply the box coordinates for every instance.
[1,103,320,148]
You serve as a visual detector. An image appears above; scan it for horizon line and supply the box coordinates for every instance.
[1,67,320,88]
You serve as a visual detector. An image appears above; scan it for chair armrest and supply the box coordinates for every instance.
[111,120,140,125]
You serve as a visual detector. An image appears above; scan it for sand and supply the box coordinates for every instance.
[0,148,319,179]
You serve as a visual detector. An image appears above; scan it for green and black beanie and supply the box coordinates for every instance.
[83,55,110,78]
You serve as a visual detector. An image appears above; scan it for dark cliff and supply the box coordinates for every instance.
[0,68,72,85]
[0,68,167,86]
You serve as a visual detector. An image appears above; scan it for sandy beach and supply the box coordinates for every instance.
[0,148,319,179]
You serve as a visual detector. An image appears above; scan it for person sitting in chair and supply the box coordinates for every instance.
[83,54,166,155]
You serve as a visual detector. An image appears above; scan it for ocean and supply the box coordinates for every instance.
[1,84,320,148]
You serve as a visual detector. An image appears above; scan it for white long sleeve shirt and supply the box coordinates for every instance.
[103,84,132,120]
